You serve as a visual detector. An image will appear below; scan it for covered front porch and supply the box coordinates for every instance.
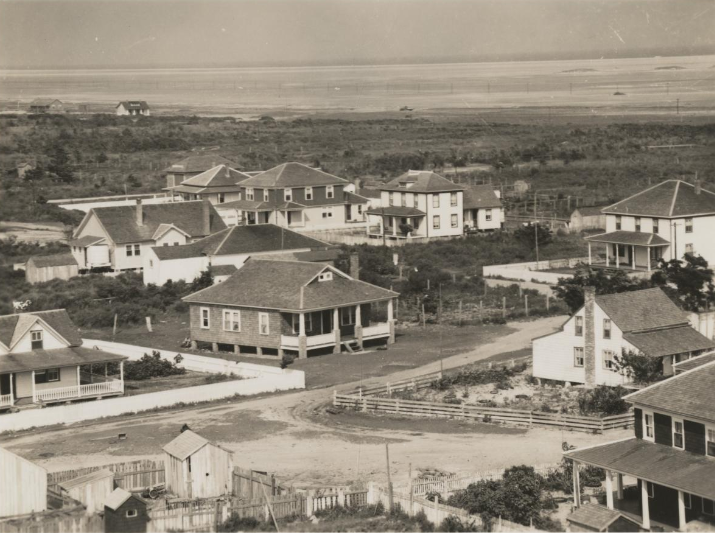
[586,230,670,273]
[280,299,396,358]
[366,207,426,240]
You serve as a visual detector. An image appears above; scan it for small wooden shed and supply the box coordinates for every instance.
[104,488,149,533]
[58,468,114,514]
[0,446,47,518]
[163,429,234,499]
[25,254,79,284]
[566,504,640,532]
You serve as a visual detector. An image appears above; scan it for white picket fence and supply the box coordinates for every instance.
[483,257,590,284]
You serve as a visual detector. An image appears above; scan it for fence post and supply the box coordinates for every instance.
[525,295,529,317]
[546,295,550,311]
[502,297,506,319]
[362,397,367,412]
[396,399,400,413]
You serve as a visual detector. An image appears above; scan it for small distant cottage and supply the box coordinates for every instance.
[25,254,79,284]
[570,206,607,232]
[58,469,114,514]
[104,488,149,533]
[16,162,34,179]
[163,429,234,499]
[116,101,150,116]
[0,447,47,518]
[29,99,63,114]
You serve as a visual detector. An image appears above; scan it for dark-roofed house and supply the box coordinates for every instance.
[585,180,715,272]
[0,310,127,410]
[29,99,63,114]
[71,199,226,272]
[142,224,333,286]
[104,488,149,533]
[463,185,504,232]
[163,155,242,188]
[570,205,608,232]
[215,162,368,230]
[532,287,715,386]
[183,259,398,359]
[116,101,150,116]
[367,170,466,242]
[166,164,251,207]
[565,359,715,531]
[25,253,78,284]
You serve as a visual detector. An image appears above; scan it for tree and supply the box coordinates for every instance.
[46,143,75,183]
[513,223,552,251]
[612,349,663,385]
[190,269,214,291]
[651,254,715,311]
[552,266,651,313]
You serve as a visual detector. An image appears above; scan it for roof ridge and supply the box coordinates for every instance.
[603,180,671,212]
[213,225,237,254]
[669,180,680,217]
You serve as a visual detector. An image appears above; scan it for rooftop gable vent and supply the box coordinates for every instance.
[318,272,333,282]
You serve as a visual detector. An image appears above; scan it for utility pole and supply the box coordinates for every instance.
[385,443,394,512]
[534,195,540,264]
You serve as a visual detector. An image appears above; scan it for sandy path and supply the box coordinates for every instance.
[3,315,630,488]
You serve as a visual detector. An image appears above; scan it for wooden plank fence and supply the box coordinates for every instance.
[47,459,164,492]
[232,467,291,499]
[334,392,633,433]
[0,509,103,533]
[348,371,442,397]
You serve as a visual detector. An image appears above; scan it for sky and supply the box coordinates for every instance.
[0,0,713,69]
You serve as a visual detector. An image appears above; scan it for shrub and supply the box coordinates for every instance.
[123,351,186,381]
[577,385,629,416]
[439,515,479,532]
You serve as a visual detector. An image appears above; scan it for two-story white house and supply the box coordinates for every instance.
[70,199,226,272]
[532,287,715,387]
[585,180,715,272]
[366,171,466,241]
[463,185,505,232]
[0,310,127,410]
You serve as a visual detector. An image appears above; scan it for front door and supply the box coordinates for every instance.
[0,374,14,399]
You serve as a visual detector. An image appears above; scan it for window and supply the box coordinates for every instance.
[31,330,43,350]
[163,243,169,247]
[126,510,138,518]
[672,419,684,449]
[263,189,269,202]
[284,189,292,202]
[401,193,406,207]
[615,216,622,230]
[603,319,611,339]
[305,187,313,200]
[574,347,584,367]
[575,316,583,336]
[685,218,693,233]
[222,310,240,332]
[684,493,692,509]
[433,194,440,208]
[685,243,694,255]
[200,308,210,329]
[451,214,458,228]
[357,204,363,215]
[218,193,225,204]
[149,260,154,267]
[126,245,133,257]
[259,313,270,335]
[134,244,140,256]
[340,307,355,326]
[652,218,659,233]
[433,215,440,229]
[34,368,59,384]
[322,207,333,218]
[635,217,641,232]
[643,412,654,440]
[326,186,334,199]
[707,427,715,457]
[291,314,313,334]
[318,272,333,282]
[646,482,654,499]
[704,498,715,516]
[389,192,394,206]
[246,188,254,201]
[450,192,458,207]
[603,350,616,371]
[486,208,492,221]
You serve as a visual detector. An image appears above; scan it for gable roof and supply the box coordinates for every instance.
[59,469,113,490]
[601,180,715,218]
[104,488,135,511]
[463,185,502,209]
[183,259,398,311]
[163,430,209,460]
[86,200,226,244]
[70,235,106,248]
[623,326,715,358]
[163,155,241,174]
[27,253,77,268]
[240,163,347,188]
[356,188,382,199]
[381,171,466,193]
[624,358,715,422]
[177,165,251,188]
[117,101,150,110]
[151,224,330,260]
[674,351,715,373]
[30,98,61,106]
[0,309,83,348]
[595,288,688,333]
[152,223,191,241]
[567,504,626,531]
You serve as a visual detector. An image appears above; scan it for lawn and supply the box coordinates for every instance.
[122,371,243,396]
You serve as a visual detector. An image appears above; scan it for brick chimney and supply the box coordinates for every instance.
[349,252,360,279]
[135,199,143,226]
[202,200,211,235]
[583,286,596,386]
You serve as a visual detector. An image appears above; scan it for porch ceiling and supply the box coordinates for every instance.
[585,230,670,247]
[0,347,127,374]
[566,438,715,500]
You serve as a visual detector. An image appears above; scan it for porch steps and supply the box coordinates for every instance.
[343,340,362,354]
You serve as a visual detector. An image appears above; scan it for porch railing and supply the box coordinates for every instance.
[0,394,13,408]
[280,332,336,350]
[362,323,390,339]
[35,380,123,403]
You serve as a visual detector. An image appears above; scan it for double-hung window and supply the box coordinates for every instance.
[126,245,133,257]
[451,214,458,228]
[401,193,407,207]
[433,194,440,208]
[258,313,270,335]
[575,316,583,336]
[603,319,611,339]
[486,208,492,221]
[450,192,458,207]
[263,189,269,202]
[615,216,622,230]
[246,188,254,201]
[200,308,210,329]
[603,349,616,371]
[389,192,394,206]
[672,419,684,449]
[134,244,140,256]
[340,307,355,326]
[433,215,440,229]
[222,310,241,332]
[652,218,659,233]
[635,217,641,232]
[685,218,693,233]
[326,186,334,199]
[284,189,292,202]
[31,330,43,350]
[574,347,584,367]
[643,411,654,440]
[703,498,715,516]
[707,427,715,457]
[305,187,313,201]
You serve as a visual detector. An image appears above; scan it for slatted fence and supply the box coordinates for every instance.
[348,372,442,397]
[334,392,633,433]
[47,459,164,492]
[232,467,292,499]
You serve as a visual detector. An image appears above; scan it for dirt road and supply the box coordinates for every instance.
[2,315,629,488]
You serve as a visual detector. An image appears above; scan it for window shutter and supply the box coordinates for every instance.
[684,420,706,455]
[653,412,672,446]
[634,408,643,439]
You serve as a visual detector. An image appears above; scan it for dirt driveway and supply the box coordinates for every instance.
[2,315,629,488]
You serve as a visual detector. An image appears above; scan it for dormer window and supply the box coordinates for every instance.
[284,189,292,202]
[31,330,43,350]
[643,412,654,441]
[326,186,334,199]
[318,272,333,282]
[305,187,313,201]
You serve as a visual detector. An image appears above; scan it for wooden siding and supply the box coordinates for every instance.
[65,476,114,515]
[0,447,47,518]
[26,264,79,284]
[189,304,283,349]
[48,459,163,493]
[164,443,233,499]
[164,454,187,499]
[104,497,149,533]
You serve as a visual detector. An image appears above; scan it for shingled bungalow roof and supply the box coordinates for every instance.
[0,309,83,349]
[151,224,330,260]
[183,259,398,312]
[170,164,251,190]
[80,200,226,244]
[601,180,715,217]
[463,185,502,209]
[163,155,241,174]
[27,253,78,268]
[380,171,466,193]
[240,162,347,188]
[595,288,688,333]
[624,358,715,422]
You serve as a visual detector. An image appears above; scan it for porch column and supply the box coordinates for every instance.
[120,361,125,393]
[678,491,687,531]
[105,363,108,377]
[387,299,396,345]
[333,308,341,354]
[9,373,14,406]
[392,218,397,236]
[641,481,651,530]
[647,249,651,272]
[617,473,624,500]
[588,242,592,265]
[572,460,581,508]
[631,245,636,270]
[355,305,363,350]
[616,247,620,269]
[31,370,36,403]
[606,244,610,267]
[605,470,614,510]
[77,366,81,398]
[298,313,307,359]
